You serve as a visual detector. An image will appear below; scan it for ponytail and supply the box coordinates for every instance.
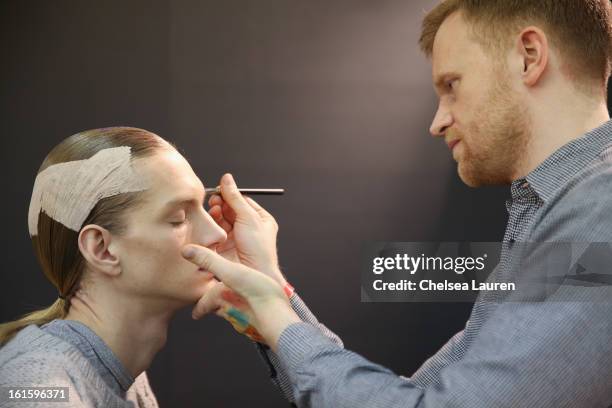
[0,298,67,346]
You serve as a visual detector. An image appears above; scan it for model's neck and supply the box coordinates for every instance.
[65,291,178,379]
[511,97,610,181]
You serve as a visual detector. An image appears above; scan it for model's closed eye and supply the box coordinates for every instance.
[169,211,187,226]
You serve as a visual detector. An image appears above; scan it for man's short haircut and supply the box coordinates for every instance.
[419,0,612,91]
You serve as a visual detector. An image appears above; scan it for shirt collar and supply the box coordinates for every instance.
[511,119,612,204]
[42,319,134,394]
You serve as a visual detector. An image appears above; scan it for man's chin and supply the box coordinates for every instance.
[457,163,482,188]
[460,178,481,188]
[458,164,511,187]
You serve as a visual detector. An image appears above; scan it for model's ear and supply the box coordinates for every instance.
[516,26,549,87]
[78,224,121,277]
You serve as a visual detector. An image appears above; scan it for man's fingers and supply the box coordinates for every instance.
[244,196,263,210]
[182,244,248,291]
[209,205,233,232]
[209,204,222,221]
[221,289,248,308]
[192,281,226,319]
[218,218,233,233]
[208,194,223,208]
[245,196,274,220]
[219,173,255,218]
[221,202,237,224]
[208,192,236,224]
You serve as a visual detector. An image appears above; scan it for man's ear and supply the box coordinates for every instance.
[516,26,549,87]
[78,224,121,277]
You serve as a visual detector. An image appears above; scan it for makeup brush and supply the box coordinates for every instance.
[205,187,285,195]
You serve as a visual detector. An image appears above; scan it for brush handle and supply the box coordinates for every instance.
[205,187,285,195]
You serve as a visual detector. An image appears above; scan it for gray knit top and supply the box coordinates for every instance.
[0,319,159,407]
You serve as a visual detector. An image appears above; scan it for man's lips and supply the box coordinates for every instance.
[447,140,461,150]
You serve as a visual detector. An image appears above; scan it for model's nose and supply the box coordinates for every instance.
[196,210,227,249]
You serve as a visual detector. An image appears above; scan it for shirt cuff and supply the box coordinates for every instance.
[276,321,340,375]
[256,292,316,352]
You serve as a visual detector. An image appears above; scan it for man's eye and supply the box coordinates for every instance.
[170,220,186,226]
[447,79,458,90]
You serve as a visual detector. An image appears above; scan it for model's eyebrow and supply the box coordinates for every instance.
[163,198,197,210]
[161,191,207,214]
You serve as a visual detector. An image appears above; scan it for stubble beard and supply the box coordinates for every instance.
[456,70,532,187]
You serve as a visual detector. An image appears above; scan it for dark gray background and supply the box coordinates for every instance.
[1,1,610,406]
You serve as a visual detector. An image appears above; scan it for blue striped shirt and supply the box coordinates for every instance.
[258,119,612,407]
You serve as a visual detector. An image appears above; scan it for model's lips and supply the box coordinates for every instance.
[198,268,218,281]
[447,140,461,150]
[197,267,213,276]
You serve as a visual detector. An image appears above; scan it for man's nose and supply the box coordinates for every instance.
[429,105,453,137]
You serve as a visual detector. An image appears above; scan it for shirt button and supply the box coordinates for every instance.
[522,181,530,189]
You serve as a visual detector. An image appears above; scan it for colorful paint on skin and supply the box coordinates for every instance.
[227,307,249,329]
[224,307,265,343]
[221,290,247,307]
[244,326,264,343]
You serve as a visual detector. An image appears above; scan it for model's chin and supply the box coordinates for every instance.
[187,274,218,298]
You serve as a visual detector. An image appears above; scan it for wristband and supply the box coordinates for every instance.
[283,282,295,298]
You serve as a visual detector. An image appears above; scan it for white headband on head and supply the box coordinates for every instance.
[28,146,151,236]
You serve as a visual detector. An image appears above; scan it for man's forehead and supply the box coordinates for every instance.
[431,11,476,80]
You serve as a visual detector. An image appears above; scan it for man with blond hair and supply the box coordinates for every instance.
[184,1,612,406]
